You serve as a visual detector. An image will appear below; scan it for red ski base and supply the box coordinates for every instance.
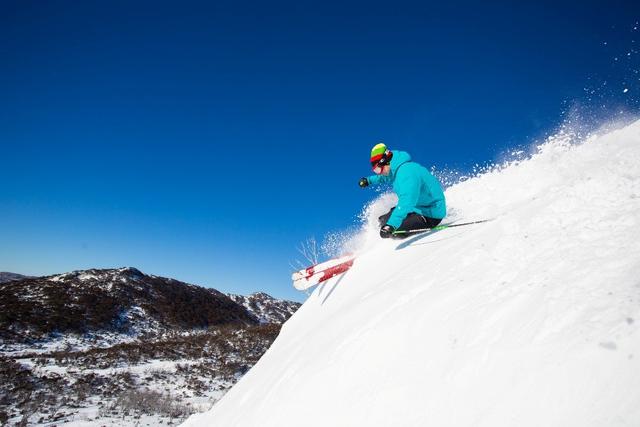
[292,255,355,290]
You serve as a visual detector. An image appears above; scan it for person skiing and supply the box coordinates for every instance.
[359,142,446,239]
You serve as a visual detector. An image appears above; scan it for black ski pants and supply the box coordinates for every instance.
[378,207,442,238]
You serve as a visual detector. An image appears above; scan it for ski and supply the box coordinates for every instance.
[292,254,356,290]
[292,219,491,290]
[391,219,493,236]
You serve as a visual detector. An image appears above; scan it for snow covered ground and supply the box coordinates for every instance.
[183,119,640,427]
[1,325,278,426]
[16,357,227,427]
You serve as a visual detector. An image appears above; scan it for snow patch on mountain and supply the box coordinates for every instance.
[227,292,300,324]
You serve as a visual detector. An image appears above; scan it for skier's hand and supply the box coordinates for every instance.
[380,224,395,239]
[359,177,369,188]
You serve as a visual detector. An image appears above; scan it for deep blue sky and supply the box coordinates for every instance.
[1,1,639,301]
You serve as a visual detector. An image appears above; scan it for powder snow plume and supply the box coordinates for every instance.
[183,119,640,427]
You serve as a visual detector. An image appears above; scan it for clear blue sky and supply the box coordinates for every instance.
[1,1,638,301]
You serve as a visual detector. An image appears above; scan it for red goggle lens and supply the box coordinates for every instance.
[370,150,391,174]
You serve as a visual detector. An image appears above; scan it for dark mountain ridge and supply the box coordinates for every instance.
[0,267,300,344]
[0,272,28,284]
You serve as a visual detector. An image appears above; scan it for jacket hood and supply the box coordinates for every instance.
[390,151,412,176]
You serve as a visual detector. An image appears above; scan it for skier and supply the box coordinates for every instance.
[359,143,446,239]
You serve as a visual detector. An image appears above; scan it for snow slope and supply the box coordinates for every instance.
[183,120,640,427]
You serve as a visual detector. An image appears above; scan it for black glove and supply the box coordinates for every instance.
[380,224,395,239]
[359,177,369,188]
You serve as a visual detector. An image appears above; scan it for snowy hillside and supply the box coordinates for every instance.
[183,119,640,427]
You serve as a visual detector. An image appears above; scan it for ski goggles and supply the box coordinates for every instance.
[371,152,391,174]
[372,162,384,174]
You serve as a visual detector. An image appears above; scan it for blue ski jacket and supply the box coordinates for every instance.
[368,150,446,229]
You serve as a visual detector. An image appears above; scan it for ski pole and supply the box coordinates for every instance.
[392,219,493,235]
